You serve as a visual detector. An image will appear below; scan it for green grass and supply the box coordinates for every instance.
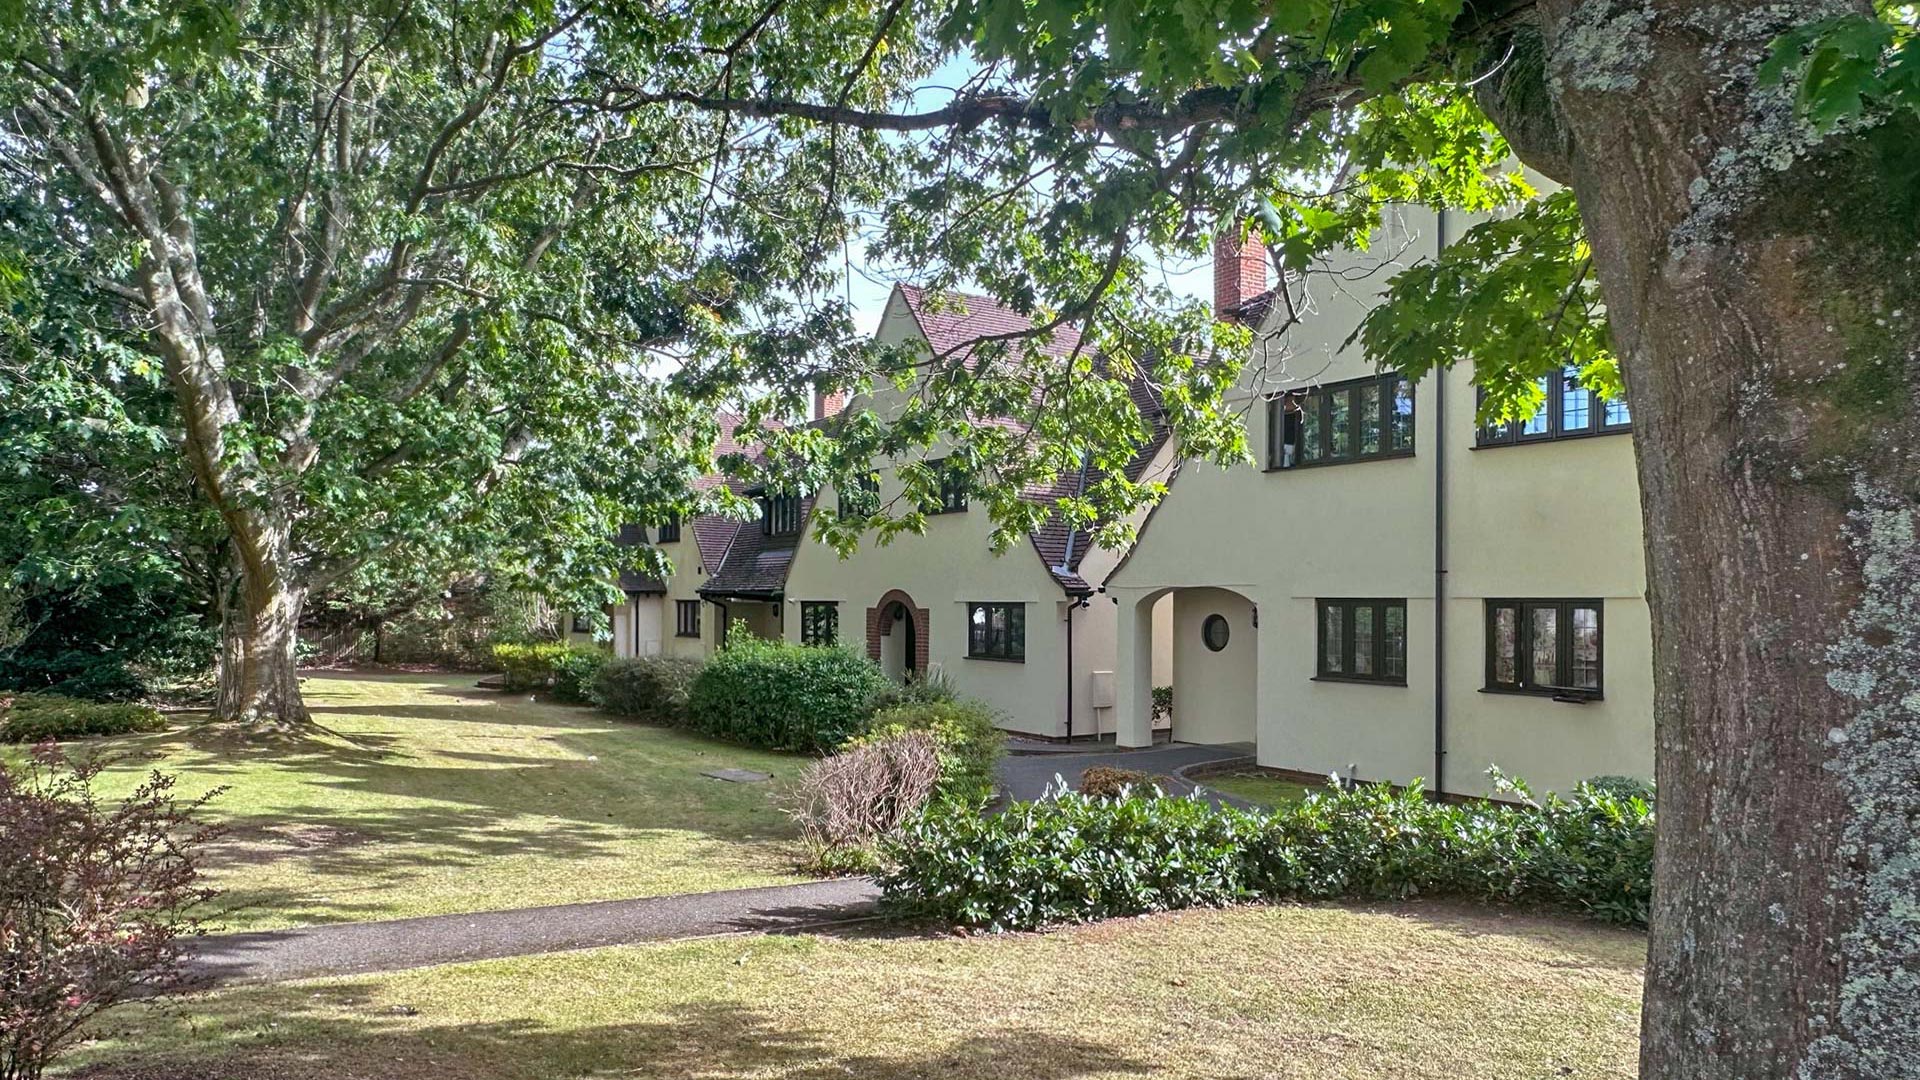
[1202,770,1319,807]
[58,672,807,931]
[68,902,1646,1080]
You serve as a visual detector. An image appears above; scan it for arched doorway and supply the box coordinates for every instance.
[867,590,929,683]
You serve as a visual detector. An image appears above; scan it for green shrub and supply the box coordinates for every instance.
[489,642,606,698]
[0,693,167,743]
[852,698,1005,802]
[549,647,609,704]
[879,774,1655,932]
[687,637,891,753]
[863,669,959,715]
[1150,685,1173,723]
[593,656,703,723]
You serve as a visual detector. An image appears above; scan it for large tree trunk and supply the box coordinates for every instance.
[211,532,311,728]
[1493,2,1920,1075]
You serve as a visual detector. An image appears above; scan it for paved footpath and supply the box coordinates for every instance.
[186,877,881,986]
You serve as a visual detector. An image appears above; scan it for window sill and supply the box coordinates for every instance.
[1478,686,1603,703]
[966,654,1025,664]
[1471,426,1631,450]
[1311,674,1407,687]
[1263,449,1415,473]
[924,507,969,516]
[674,633,702,640]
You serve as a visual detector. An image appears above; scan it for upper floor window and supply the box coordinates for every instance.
[761,494,802,536]
[1315,599,1408,685]
[1478,367,1631,446]
[926,460,968,514]
[1269,373,1414,469]
[572,613,595,634]
[1485,599,1602,699]
[656,516,680,543]
[967,601,1024,661]
[799,602,839,646]
[838,472,880,518]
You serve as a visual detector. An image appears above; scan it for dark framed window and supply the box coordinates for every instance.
[1202,614,1231,652]
[799,602,838,646]
[926,460,968,514]
[572,613,594,634]
[967,602,1024,661]
[675,599,702,638]
[837,472,880,518]
[1477,367,1631,446]
[1315,599,1408,684]
[657,516,681,543]
[761,494,802,536]
[1485,599,1603,698]
[1269,373,1414,470]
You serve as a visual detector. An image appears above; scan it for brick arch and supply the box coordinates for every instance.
[866,589,930,675]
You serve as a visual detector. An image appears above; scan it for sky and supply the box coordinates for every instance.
[838,53,1215,335]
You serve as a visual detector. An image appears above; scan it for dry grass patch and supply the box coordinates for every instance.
[69,902,1645,1080]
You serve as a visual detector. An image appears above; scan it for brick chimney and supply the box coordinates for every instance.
[1213,227,1269,321]
[813,387,848,421]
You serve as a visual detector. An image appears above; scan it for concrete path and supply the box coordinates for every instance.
[998,741,1254,803]
[187,878,881,987]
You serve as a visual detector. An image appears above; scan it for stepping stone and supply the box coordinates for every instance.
[702,768,772,783]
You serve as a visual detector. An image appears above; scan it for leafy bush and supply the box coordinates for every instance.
[0,745,222,1079]
[687,637,891,752]
[1151,685,1173,723]
[1078,765,1172,799]
[489,642,606,698]
[592,656,704,724]
[853,698,1005,802]
[879,774,1655,932]
[0,693,167,743]
[549,647,609,704]
[786,731,943,872]
[863,669,959,715]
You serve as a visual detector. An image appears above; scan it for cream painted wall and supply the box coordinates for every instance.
[777,284,1164,738]
[1169,588,1258,746]
[1107,204,1653,796]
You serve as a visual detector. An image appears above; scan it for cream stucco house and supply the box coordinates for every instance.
[1104,206,1654,798]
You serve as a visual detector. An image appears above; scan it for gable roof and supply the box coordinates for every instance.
[697,495,814,601]
[896,284,1084,365]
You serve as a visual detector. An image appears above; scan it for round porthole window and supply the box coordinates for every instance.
[1202,614,1230,652]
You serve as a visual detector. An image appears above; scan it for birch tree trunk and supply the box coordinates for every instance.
[1496,1,1920,1074]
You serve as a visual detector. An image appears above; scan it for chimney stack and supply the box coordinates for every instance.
[1212,226,1269,321]
[813,387,848,421]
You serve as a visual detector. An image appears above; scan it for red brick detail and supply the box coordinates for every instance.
[814,388,848,420]
[866,589,930,673]
[1213,227,1269,319]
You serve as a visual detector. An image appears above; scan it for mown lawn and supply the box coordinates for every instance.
[67,672,807,931]
[69,902,1646,1080]
[1202,770,1319,807]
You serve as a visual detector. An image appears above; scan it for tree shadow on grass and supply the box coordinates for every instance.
[74,996,1155,1080]
[1370,900,1648,973]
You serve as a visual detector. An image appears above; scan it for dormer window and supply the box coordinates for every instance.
[762,494,802,536]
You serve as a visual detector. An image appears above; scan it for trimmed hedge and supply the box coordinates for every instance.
[0,693,167,743]
[879,774,1654,932]
[489,642,607,701]
[687,637,891,753]
[592,656,703,724]
[851,698,1005,802]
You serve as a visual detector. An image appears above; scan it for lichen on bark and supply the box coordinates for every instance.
[1802,479,1920,1077]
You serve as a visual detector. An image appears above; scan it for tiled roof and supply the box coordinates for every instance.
[697,497,814,600]
[897,285,1084,365]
